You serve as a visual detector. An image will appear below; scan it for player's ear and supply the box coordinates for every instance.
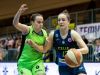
[31,21,34,25]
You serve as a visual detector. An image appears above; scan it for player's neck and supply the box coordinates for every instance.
[60,28,68,35]
[33,28,40,34]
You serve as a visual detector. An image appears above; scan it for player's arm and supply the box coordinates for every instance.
[25,31,54,53]
[13,4,29,35]
[71,30,89,54]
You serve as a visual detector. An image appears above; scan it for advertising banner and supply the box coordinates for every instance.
[0,63,100,75]
[76,23,100,39]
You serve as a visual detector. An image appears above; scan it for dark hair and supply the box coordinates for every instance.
[59,10,71,21]
[30,13,42,22]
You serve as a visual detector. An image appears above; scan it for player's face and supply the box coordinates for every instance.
[58,14,69,29]
[33,16,43,31]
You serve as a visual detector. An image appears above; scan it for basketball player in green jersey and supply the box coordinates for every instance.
[13,4,47,75]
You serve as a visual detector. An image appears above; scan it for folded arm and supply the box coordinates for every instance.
[25,31,54,53]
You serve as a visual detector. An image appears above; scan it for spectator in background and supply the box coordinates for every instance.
[0,40,4,49]
[5,37,9,44]
[0,46,8,61]
[15,40,21,59]
[0,52,2,60]
[12,40,16,48]
[17,35,21,42]
[8,35,14,49]
[9,35,13,40]
[82,35,88,44]
[21,16,27,24]
[88,39,92,44]
[26,15,30,23]
[87,0,96,23]
[3,43,8,50]
[94,39,100,61]
[0,41,1,48]
[14,34,18,42]
[98,38,100,43]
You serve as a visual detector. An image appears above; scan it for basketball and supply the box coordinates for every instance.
[65,49,83,68]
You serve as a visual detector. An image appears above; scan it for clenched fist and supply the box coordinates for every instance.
[44,37,50,46]
[25,39,34,47]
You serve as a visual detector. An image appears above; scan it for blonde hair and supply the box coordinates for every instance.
[59,10,70,21]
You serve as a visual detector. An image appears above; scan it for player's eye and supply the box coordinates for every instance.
[37,21,41,24]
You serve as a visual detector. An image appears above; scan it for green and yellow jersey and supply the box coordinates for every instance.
[18,25,47,66]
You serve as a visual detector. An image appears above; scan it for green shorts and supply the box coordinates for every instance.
[17,60,45,75]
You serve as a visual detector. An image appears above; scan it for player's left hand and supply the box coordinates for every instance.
[67,48,75,52]
[25,39,34,47]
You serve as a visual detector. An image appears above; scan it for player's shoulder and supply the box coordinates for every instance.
[71,29,81,39]
[41,29,47,36]
[71,29,79,35]
[42,29,47,33]
[42,29,46,32]
[49,30,54,39]
[49,31,54,36]
[28,25,32,31]
[28,25,32,28]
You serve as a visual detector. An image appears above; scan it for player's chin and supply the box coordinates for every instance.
[59,26,65,29]
[38,28,42,31]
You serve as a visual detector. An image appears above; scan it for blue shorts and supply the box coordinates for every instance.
[59,62,87,75]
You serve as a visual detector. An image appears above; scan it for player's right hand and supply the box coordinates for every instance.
[19,4,28,13]
[25,39,34,47]
[44,37,50,46]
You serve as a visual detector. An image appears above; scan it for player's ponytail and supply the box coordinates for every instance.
[59,9,71,21]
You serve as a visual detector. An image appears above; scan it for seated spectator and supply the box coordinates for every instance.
[15,40,21,59]
[15,40,21,49]
[8,35,14,47]
[94,39,100,61]
[0,52,2,60]
[3,43,8,50]
[0,47,8,61]
[82,35,88,44]
[12,40,16,48]
[88,39,92,44]
[99,38,100,43]
[5,37,9,44]
[0,41,1,48]
[14,35,18,42]
[0,40,4,49]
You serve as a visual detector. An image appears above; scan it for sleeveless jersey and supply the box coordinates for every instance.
[18,26,47,65]
[53,29,79,66]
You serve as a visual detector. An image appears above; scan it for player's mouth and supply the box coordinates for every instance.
[60,25,64,27]
[39,26,42,28]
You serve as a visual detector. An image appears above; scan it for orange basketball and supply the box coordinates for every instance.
[65,49,83,68]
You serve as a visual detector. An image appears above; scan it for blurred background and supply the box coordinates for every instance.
[0,0,100,64]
